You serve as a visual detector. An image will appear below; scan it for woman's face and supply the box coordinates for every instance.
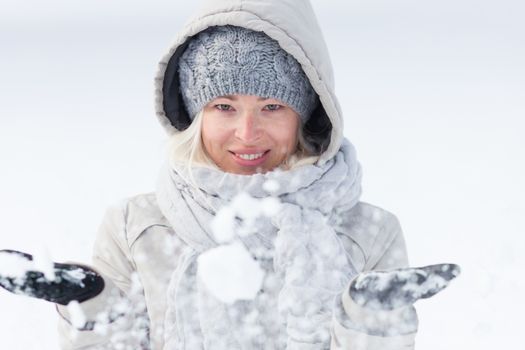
[201,94,300,175]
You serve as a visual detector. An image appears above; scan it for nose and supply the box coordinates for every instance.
[234,112,261,143]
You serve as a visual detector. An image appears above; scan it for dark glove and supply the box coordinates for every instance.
[349,263,461,311]
[0,249,104,305]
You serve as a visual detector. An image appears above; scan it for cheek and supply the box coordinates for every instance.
[202,119,228,149]
[274,119,299,149]
[275,128,297,145]
[265,129,297,158]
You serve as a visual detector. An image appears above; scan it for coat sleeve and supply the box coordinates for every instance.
[56,203,150,350]
[330,211,418,350]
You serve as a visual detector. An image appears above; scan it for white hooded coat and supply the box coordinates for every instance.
[56,0,418,349]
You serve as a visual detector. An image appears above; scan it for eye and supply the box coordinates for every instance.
[215,104,233,111]
[264,104,282,111]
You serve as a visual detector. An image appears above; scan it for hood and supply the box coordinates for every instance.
[154,0,344,164]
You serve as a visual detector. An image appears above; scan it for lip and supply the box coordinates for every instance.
[229,150,270,167]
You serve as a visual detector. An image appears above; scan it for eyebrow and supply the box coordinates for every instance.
[220,95,269,101]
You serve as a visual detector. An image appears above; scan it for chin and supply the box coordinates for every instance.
[223,164,271,175]
[235,167,266,175]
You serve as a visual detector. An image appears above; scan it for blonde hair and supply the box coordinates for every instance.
[168,109,320,178]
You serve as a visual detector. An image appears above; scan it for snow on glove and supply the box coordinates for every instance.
[349,263,461,311]
[0,249,104,305]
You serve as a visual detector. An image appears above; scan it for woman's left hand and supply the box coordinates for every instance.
[349,263,461,311]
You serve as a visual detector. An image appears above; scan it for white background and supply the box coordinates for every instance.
[1,0,524,348]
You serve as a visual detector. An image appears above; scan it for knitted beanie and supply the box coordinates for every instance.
[177,25,319,122]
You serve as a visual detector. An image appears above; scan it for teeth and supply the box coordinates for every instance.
[237,152,264,160]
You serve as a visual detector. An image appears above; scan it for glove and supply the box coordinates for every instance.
[0,249,104,305]
[349,263,461,310]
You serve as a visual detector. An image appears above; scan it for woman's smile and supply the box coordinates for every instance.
[230,149,271,167]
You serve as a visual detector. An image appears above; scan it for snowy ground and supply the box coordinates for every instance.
[1,0,523,348]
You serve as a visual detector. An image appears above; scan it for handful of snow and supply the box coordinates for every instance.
[197,242,265,304]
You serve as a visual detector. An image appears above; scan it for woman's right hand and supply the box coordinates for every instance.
[0,249,104,305]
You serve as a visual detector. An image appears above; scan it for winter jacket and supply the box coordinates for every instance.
[56,0,418,348]
[57,194,417,349]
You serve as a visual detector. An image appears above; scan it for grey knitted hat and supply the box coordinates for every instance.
[177,25,319,122]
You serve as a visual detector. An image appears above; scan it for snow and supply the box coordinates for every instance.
[260,197,281,217]
[262,179,280,193]
[32,247,56,281]
[197,242,265,304]
[0,252,34,278]
[62,269,87,285]
[202,191,279,302]
[210,206,236,243]
[210,192,281,241]
[66,301,87,329]
[1,0,524,348]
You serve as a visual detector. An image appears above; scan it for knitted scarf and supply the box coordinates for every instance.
[156,138,362,349]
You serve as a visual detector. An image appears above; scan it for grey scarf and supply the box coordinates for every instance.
[156,138,362,349]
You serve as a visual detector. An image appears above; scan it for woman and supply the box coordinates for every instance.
[0,0,459,349]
